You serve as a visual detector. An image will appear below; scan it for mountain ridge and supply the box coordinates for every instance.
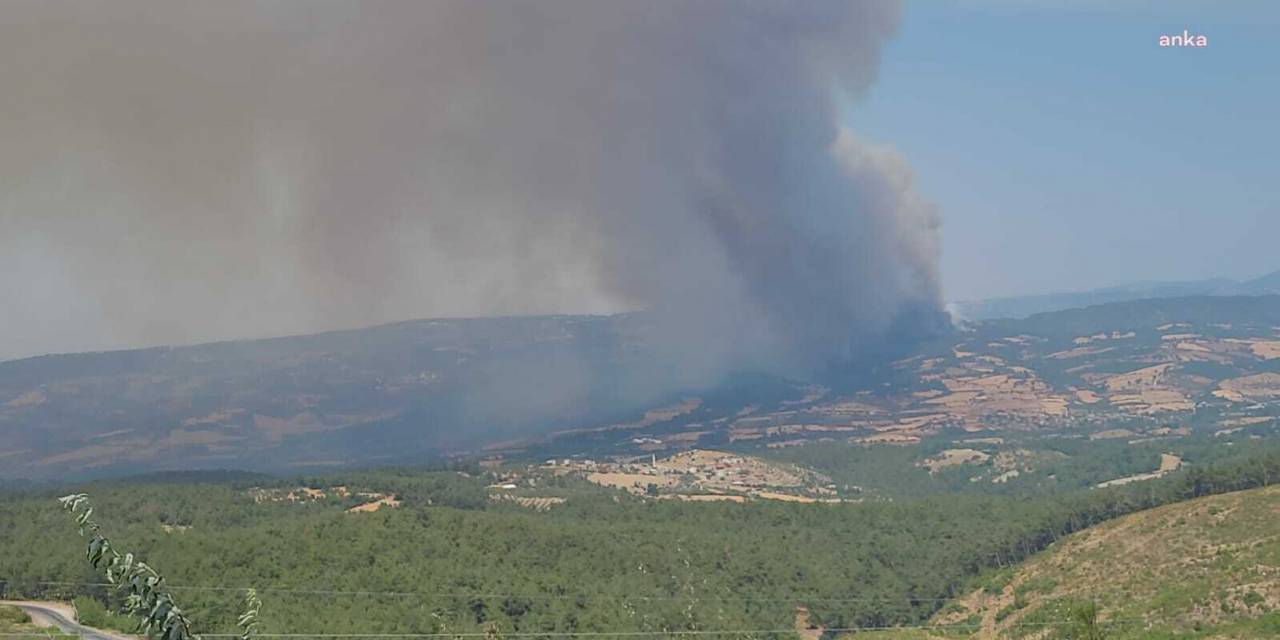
[3,294,1280,479]
[951,269,1280,321]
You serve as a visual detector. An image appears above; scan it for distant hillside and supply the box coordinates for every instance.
[3,295,1280,479]
[0,314,695,478]
[951,270,1280,321]
[923,484,1280,639]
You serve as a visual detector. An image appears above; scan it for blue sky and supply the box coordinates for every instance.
[850,1,1280,301]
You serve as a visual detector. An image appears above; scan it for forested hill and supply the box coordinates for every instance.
[0,314,685,478]
[2,446,1279,638]
[3,294,1280,478]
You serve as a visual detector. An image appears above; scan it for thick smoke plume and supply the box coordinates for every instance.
[0,0,940,374]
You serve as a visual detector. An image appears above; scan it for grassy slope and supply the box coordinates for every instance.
[0,605,31,631]
[0,604,68,637]
[877,485,1280,639]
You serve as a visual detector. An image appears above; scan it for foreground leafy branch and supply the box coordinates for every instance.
[238,588,262,640]
[58,493,262,640]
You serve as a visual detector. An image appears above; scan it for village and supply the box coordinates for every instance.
[541,449,843,503]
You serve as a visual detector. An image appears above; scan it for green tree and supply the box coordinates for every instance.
[59,493,261,640]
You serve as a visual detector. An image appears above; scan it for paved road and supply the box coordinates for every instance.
[0,600,133,640]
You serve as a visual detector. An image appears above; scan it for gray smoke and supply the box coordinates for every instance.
[0,0,940,373]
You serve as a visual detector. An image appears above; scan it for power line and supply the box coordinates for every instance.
[29,581,965,605]
[8,582,1147,637]
[0,618,1145,638]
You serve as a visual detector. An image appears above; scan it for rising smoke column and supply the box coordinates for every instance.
[0,0,940,373]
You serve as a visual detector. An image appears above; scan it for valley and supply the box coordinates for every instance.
[5,2,1278,637]
[2,295,1279,480]
[2,444,1279,639]
[3,295,1280,638]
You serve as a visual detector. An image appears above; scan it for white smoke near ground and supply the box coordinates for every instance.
[0,0,941,379]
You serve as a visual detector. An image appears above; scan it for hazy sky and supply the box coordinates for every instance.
[2,1,1278,361]
[1,1,939,364]
[852,1,1280,301]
